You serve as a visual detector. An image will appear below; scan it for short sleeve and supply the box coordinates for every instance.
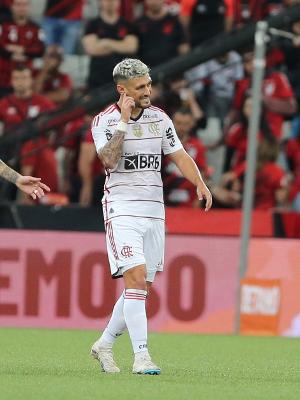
[91,114,112,152]
[273,73,294,99]
[162,115,183,155]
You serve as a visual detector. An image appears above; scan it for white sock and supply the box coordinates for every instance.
[123,289,148,354]
[99,291,126,347]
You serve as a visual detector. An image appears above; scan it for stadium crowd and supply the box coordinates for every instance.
[0,0,300,211]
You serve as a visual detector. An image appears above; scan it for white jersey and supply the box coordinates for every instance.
[91,103,183,221]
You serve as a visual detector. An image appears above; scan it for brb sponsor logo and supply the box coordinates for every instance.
[124,154,161,170]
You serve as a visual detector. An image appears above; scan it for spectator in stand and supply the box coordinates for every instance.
[78,128,106,206]
[224,96,277,172]
[162,74,207,131]
[55,115,105,205]
[225,1,284,31]
[0,0,45,98]
[59,116,88,202]
[42,0,85,55]
[212,138,289,209]
[253,0,283,18]
[225,50,297,142]
[180,0,231,47]
[135,0,189,68]
[162,107,209,207]
[0,65,58,201]
[82,0,138,89]
[186,51,244,126]
[33,45,72,107]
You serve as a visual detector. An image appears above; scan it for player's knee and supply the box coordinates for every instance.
[130,273,147,289]
[124,266,147,290]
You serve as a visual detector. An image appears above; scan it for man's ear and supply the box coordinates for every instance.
[117,84,126,95]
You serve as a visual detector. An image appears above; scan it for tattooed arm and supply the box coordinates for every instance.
[0,159,21,184]
[98,130,126,170]
[0,159,50,199]
[98,93,135,170]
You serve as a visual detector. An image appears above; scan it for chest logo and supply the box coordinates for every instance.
[132,123,143,138]
[148,122,160,136]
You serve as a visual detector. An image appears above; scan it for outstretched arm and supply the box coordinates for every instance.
[168,149,212,211]
[0,159,20,184]
[0,159,50,200]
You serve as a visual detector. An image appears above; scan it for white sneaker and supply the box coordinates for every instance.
[132,353,161,375]
[90,341,120,373]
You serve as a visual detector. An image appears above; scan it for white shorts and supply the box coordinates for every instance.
[105,216,165,282]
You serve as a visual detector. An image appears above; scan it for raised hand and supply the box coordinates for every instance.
[120,93,135,123]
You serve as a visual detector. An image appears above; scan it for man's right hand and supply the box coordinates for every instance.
[120,93,135,122]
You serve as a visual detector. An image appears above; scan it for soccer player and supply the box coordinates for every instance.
[0,159,50,199]
[90,58,212,375]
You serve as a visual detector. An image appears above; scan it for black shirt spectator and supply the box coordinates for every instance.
[180,0,226,47]
[82,0,138,89]
[136,0,189,67]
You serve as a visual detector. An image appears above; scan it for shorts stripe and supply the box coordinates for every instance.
[107,221,119,260]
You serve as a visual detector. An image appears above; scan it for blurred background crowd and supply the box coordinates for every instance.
[1,0,300,211]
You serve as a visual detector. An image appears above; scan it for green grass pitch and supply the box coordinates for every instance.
[0,328,300,400]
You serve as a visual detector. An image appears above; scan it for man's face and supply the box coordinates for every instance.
[11,69,33,95]
[145,0,164,14]
[44,52,61,71]
[120,75,152,109]
[173,112,193,139]
[11,0,30,19]
[99,0,120,14]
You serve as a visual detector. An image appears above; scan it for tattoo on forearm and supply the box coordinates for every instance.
[0,159,20,184]
[99,131,125,169]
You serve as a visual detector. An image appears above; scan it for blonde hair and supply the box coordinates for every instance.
[113,58,150,83]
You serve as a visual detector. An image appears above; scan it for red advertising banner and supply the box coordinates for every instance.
[0,230,239,333]
[0,231,300,336]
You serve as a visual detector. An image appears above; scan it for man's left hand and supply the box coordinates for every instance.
[197,182,212,211]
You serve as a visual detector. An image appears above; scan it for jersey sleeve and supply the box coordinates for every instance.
[273,72,295,99]
[91,113,111,152]
[161,114,183,155]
